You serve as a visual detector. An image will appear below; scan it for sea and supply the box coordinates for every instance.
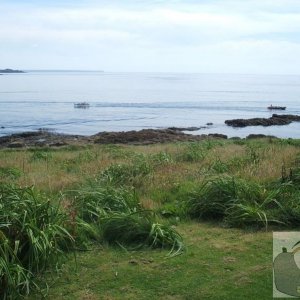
[0,71,300,138]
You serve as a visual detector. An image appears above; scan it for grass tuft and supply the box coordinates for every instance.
[0,184,74,298]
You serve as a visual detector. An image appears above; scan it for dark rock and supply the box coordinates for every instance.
[93,129,204,145]
[0,68,24,73]
[225,114,300,127]
[35,139,48,147]
[141,258,154,264]
[11,132,41,138]
[208,133,228,139]
[1,126,4,129]
[38,128,54,133]
[272,114,300,121]
[246,134,277,139]
[168,126,201,131]
[49,141,67,147]
[8,141,25,148]
[0,136,10,144]
[206,122,213,125]
[0,128,226,148]
[129,259,139,265]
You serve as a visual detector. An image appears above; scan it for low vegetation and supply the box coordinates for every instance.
[0,137,299,298]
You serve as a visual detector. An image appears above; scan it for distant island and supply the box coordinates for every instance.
[0,68,25,73]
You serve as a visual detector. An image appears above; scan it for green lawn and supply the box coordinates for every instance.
[38,223,272,300]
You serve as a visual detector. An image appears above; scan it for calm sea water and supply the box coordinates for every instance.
[0,71,300,138]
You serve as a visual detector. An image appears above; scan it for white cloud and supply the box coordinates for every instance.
[0,0,300,73]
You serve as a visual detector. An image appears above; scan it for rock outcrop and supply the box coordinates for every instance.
[225,114,300,127]
[0,68,24,73]
[92,129,205,145]
[0,129,209,148]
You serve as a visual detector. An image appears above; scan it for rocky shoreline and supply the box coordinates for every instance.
[0,128,280,149]
[2,113,300,148]
[225,114,300,127]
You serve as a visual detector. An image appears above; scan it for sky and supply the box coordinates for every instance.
[1,0,300,74]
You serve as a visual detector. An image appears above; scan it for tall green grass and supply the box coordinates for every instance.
[186,176,285,228]
[0,166,22,180]
[101,212,184,256]
[0,185,73,299]
[73,185,140,222]
[71,183,184,256]
[99,155,152,186]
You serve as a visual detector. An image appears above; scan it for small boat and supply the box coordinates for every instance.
[267,105,286,110]
[74,102,90,108]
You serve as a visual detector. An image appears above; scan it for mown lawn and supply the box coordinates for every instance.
[32,223,272,300]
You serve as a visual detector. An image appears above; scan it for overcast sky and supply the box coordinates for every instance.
[1,0,300,73]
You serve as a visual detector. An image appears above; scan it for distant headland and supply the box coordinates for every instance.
[0,68,25,73]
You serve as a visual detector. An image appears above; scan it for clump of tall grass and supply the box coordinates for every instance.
[101,211,184,256]
[209,158,229,174]
[0,166,22,180]
[76,150,99,163]
[186,176,284,229]
[71,183,184,256]
[99,155,152,186]
[150,151,173,166]
[30,150,52,162]
[271,181,300,226]
[151,182,196,219]
[72,185,140,222]
[0,184,73,299]
[101,144,134,159]
[176,142,207,162]
[245,145,261,164]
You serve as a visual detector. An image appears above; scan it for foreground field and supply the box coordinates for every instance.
[1,137,300,299]
[39,223,271,300]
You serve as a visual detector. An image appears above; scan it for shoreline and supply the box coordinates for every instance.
[0,128,281,149]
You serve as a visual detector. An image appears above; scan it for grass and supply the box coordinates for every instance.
[0,137,300,298]
[29,222,272,300]
[186,175,287,229]
[0,185,74,299]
